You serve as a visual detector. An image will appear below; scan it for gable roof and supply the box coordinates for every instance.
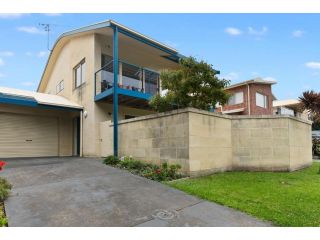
[0,86,82,110]
[225,77,277,90]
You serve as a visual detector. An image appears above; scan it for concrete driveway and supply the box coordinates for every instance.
[0,157,270,227]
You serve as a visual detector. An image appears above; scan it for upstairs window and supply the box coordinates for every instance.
[56,80,64,94]
[74,59,86,88]
[256,92,267,108]
[228,92,244,105]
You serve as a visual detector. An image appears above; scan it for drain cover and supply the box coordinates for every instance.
[152,209,178,220]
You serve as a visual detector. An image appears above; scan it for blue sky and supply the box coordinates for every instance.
[0,13,319,100]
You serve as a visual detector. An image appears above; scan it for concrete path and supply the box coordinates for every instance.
[0,157,271,227]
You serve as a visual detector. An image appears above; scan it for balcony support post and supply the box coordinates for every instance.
[142,69,145,93]
[113,26,119,157]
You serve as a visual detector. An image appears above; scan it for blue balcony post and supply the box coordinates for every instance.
[113,26,119,157]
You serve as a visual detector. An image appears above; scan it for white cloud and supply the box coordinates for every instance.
[0,51,14,57]
[223,72,239,81]
[17,26,44,34]
[248,26,268,36]
[37,51,49,58]
[43,13,62,16]
[292,30,304,38]
[21,81,35,87]
[225,27,242,36]
[0,72,5,78]
[0,13,28,19]
[25,52,33,57]
[263,76,277,82]
[305,61,320,69]
[0,58,4,66]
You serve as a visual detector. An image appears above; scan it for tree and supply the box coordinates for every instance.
[299,90,320,158]
[149,57,230,112]
[299,90,320,127]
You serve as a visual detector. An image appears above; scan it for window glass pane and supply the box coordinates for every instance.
[75,66,81,87]
[256,92,267,108]
[228,95,235,105]
[234,92,243,104]
[228,92,243,105]
[144,70,159,95]
[122,63,141,80]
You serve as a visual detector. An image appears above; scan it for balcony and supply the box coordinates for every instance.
[94,60,160,108]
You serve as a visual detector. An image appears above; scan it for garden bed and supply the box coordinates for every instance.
[0,177,11,227]
[103,156,184,182]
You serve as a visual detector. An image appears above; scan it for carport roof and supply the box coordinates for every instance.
[0,86,83,110]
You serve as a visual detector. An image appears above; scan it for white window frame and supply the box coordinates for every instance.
[256,92,267,108]
[56,80,64,94]
[74,59,86,88]
[228,91,244,105]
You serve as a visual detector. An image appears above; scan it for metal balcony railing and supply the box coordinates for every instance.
[94,60,160,97]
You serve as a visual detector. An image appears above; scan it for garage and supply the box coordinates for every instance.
[0,87,83,158]
[0,113,59,158]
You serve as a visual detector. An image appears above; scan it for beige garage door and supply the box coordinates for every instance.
[0,112,59,158]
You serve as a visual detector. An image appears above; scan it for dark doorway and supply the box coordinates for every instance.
[73,117,81,156]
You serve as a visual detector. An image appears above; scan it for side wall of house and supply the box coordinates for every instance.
[217,83,274,115]
[42,33,99,156]
[249,83,273,115]
[218,85,248,114]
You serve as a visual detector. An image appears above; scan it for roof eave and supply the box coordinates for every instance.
[225,79,277,90]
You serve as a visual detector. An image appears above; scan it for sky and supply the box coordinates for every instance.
[0,13,319,100]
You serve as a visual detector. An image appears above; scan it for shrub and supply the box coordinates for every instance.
[102,156,183,181]
[0,178,11,202]
[119,157,145,170]
[0,213,8,227]
[0,177,11,227]
[103,155,120,166]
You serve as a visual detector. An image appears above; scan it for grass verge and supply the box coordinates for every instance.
[167,162,320,227]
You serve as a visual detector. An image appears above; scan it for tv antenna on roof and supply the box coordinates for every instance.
[39,23,52,52]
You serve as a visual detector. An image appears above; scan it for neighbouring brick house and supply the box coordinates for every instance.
[216,78,276,115]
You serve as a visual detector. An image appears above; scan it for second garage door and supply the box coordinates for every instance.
[0,112,59,158]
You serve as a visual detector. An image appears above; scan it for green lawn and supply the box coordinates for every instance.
[167,162,320,227]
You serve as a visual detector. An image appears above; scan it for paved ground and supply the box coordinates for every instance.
[0,157,271,227]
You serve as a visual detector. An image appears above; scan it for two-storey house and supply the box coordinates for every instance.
[0,20,182,158]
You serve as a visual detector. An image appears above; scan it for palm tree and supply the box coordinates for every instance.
[299,90,320,122]
[299,91,320,159]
